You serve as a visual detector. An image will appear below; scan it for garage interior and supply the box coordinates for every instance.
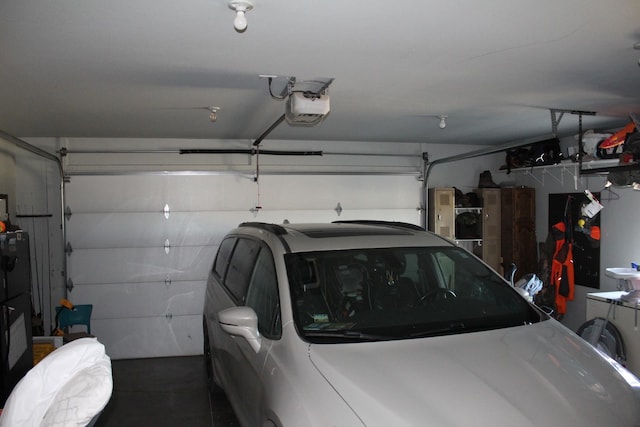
[1,0,640,425]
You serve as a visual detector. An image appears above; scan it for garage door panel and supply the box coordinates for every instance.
[68,246,217,285]
[91,315,203,360]
[67,211,247,248]
[66,175,173,213]
[69,281,205,319]
[66,174,421,213]
[66,175,258,212]
[258,175,421,209]
[251,209,420,226]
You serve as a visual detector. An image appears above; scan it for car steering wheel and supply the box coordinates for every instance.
[417,288,457,305]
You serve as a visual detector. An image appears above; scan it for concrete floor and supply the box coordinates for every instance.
[94,356,240,427]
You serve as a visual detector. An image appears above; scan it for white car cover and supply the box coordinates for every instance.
[0,337,113,427]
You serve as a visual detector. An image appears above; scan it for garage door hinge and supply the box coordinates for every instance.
[65,242,73,255]
[66,278,74,291]
[64,206,72,220]
[165,276,172,287]
[165,311,173,321]
[164,239,171,254]
[335,202,342,216]
[163,204,170,219]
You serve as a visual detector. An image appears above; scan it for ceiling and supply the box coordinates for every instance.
[1,0,639,147]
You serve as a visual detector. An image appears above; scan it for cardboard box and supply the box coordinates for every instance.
[32,336,63,365]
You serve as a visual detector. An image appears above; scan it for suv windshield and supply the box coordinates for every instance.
[285,246,543,343]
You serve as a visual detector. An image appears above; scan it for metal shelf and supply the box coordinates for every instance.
[496,159,619,190]
[455,207,482,214]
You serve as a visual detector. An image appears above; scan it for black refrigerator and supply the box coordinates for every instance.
[0,231,33,407]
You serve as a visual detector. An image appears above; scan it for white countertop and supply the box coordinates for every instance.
[587,291,640,308]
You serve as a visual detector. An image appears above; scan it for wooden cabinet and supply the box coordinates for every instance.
[501,187,536,282]
[429,187,501,272]
[428,188,455,240]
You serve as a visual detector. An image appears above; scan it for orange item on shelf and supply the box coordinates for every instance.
[599,122,635,149]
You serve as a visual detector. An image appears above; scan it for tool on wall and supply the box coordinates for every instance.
[574,190,603,248]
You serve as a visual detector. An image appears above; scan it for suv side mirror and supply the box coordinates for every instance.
[218,307,262,353]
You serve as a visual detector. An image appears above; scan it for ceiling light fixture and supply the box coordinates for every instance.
[228,0,253,33]
[208,107,220,122]
[439,115,447,129]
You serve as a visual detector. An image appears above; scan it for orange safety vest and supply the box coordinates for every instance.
[550,222,574,315]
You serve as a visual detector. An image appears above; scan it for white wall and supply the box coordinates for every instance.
[494,148,640,332]
[14,151,64,334]
[0,136,64,335]
[424,149,505,194]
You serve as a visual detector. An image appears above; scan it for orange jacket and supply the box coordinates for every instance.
[550,222,575,315]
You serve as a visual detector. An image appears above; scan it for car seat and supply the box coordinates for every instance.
[395,276,420,308]
[334,263,369,318]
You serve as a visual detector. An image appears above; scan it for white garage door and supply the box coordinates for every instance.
[65,173,421,359]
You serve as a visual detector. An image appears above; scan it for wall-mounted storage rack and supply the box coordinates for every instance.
[496,159,618,190]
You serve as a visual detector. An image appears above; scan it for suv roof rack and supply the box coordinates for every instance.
[332,220,425,231]
[238,222,289,235]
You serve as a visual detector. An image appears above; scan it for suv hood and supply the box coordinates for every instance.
[308,320,640,426]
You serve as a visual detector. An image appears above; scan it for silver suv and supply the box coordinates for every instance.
[203,221,640,427]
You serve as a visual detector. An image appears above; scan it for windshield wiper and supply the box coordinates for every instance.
[410,318,534,338]
[303,330,396,341]
[409,322,467,338]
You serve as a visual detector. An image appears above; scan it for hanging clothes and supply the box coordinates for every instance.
[550,221,575,317]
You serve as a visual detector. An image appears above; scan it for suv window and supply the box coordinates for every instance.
[224,238,261,304]
[245,247,281,339]
[213,237,237,278]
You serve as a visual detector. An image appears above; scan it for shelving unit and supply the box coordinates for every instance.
[429,188,501,273]
[454,207,483,237]
[454,206,483,260]
[495,159,618,190]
